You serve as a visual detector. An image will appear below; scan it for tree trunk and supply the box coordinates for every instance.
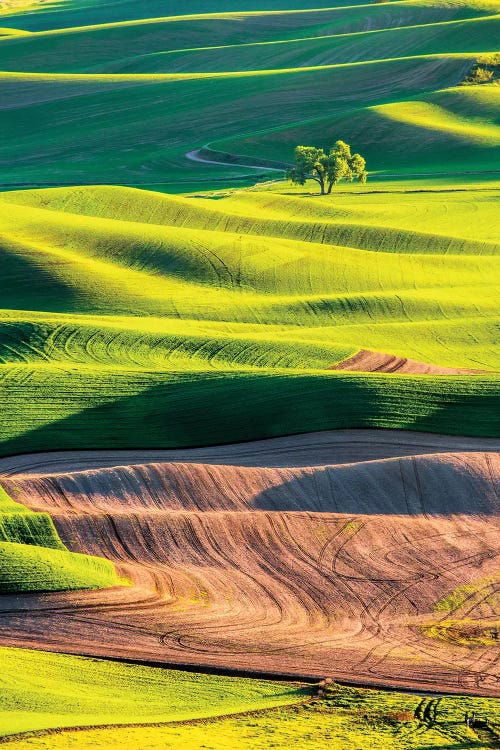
[312,167,326,194]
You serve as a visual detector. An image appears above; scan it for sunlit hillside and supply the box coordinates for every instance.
[0,0,498,185]
[0,182,498,454]
[0,1,499,747]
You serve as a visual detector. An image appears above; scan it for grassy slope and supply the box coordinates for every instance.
[0,0,369,32]
[216,84,500,175]
[0,646,306,736]
[0,57,481,185]
[0,0,498,184]
[0,482,64,549]
[0,183,498,453]
[0,4,497,73]
[1,650,498,749]
[0,483,120,592]
[0,542,120,593]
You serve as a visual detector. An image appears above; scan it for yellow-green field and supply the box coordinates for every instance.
[0,483,120,592]
[0,182,499,455]
[0,646,306,737]
[1,647,499,750]
[0,0,499,747]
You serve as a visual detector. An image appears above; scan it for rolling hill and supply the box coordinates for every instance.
[0,182,499,455]
[0,482,121,593]
[0,646,303,737]
[0,0,498,185]
[0,0,499,737]
[0,440,498,695]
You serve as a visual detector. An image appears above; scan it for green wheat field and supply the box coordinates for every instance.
[0,0,498,747]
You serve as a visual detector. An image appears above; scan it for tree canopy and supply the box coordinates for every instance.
[287,141,367,194]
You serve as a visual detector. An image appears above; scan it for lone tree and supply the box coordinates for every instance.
[287,141,367,194]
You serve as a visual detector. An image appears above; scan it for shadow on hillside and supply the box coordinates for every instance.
[1,372,498,482]
[1,242,81,314]
[250,458,498,515]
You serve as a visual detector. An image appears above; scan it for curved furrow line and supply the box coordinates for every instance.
[329,348,491,374]
[0,448,498,693]
[6,450,499,517]
[2,430,498,475]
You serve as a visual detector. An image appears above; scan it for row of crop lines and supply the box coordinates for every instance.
[10,185,498,247]
[3,188,497,261]
[1,365,499,455]
[0,1,495,74]
[0,57,490,184]
[0,315,497,371]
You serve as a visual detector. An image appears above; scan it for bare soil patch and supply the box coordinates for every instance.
[0,440,498,696]
[1,429,498,475]
[329,349,490,374]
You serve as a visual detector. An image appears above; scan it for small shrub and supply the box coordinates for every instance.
[463,55,500,85]
[464,67,494,85]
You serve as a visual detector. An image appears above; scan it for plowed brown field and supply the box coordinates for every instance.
[1,429,498,473]
[329,349,490,374]
[0,430,499,696]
